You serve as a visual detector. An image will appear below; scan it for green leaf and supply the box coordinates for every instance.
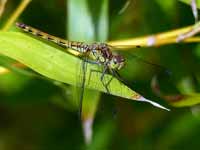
[155,0,176,17]
[87,120,116,150]
[67,0,95,41]
[0,31,169,111]
[67,0,109,144]
[170,93,200,107]
[67,0,100,144]
[96,0,109,42]
[179,0,200,8]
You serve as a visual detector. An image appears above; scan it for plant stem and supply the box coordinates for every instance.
[108,24,200,49]
[2,0,31,31]
[0,0,31,76]
[0,0,7,19]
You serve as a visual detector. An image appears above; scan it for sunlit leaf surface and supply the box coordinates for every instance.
[0,31,168,110]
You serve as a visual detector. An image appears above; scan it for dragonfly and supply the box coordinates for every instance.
[15,22,169,115]
[15,22,125,79]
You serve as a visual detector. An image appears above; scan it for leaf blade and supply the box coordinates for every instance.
[0,31,169,110]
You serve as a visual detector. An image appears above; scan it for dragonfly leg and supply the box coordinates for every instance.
[87,67,112,94]
[78,58,101,119]
[88,69,97,86]
[100,66,113,94]
[110,69,125,84]
[100,66,108,81]
[84,59,100,65]
[102,75,114,94]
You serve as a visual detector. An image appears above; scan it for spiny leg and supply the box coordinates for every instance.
[110,69,125,84]
[100,66,112,93]
[83,59,112,93]
[87,66,114,94]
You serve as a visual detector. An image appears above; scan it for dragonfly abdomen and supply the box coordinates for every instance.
[16,22,86,53]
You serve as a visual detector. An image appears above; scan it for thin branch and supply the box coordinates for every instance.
[176,22,200,42]
[108,24,200,49]
[0,0,7,19]
[2,0,31,31]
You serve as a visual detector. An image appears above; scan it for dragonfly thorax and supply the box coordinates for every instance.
[88,43,125,70]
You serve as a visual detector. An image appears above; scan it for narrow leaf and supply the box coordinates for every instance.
[0,31,169,111]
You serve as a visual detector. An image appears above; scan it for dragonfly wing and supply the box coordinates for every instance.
[77,57,88,119]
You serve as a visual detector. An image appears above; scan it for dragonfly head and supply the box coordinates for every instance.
[110,54,125,70]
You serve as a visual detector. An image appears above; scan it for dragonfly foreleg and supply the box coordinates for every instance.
[110,69,125,84]
[99,66,112,93]
[87,67,113,94]
[84,59,101,65]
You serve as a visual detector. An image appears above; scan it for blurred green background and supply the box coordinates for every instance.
[1,0,200,150]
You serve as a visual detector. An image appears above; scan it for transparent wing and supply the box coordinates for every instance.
[78,57,88,118]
